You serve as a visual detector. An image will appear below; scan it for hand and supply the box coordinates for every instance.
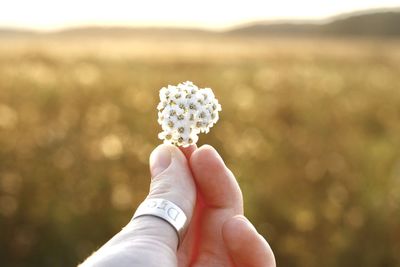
[80,145,275,267]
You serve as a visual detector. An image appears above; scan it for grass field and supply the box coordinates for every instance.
[1,35,400,267]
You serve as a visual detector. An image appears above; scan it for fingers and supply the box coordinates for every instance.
[222,215,276,267]
[190,145,243,211]
[179,145,197,160]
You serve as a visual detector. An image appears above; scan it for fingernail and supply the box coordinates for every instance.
[150,145,172,177]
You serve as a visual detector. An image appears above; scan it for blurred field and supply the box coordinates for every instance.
[1,35,400,267]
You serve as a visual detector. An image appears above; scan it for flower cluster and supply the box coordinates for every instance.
[157,81,222,147]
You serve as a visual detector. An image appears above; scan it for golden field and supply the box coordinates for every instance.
[0,35,400,267]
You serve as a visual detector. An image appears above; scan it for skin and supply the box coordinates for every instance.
[80,144,275,267]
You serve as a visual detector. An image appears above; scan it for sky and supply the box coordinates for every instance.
[1,0,399,30]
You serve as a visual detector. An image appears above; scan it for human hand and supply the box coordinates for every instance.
[80,145,275,267]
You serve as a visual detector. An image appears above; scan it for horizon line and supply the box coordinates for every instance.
[1,6,399,33]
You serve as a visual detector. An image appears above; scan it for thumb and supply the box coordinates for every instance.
[127,144,196,250]
[79,145,196,266]
[148,144,196,221]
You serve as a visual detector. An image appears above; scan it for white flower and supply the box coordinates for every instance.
[156,81,221,147]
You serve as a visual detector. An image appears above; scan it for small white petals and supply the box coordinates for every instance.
[157,81,221,147]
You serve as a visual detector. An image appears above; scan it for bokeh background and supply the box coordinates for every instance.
[1,1,400,266]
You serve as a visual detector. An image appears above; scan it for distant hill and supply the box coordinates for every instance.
[228,10,400,37]
[0,9,399,39]
[0,26,211,39]
[52,26,212,38]
[0,28,36,38]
